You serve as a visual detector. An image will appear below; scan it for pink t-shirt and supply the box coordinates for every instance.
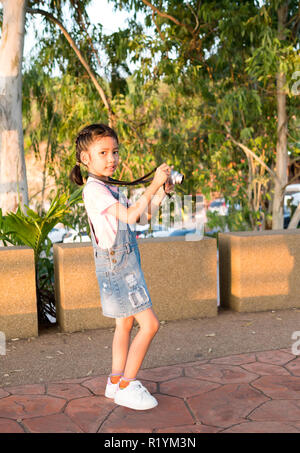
[82,176,132,249]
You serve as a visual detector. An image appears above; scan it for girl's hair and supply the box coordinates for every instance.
[69,123,119,186]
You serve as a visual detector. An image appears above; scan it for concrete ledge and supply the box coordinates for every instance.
[0,246,38,340]
[138,236,218,321]
[53,236,218,332]
[53,243,115,331]
[219,229,300,312]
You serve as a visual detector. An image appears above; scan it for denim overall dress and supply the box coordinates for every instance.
[84,179,153,318]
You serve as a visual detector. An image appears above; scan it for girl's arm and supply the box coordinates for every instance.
[105,163,171,225]
[137,186,166,225]
[138,176,175,224]
[105,180,162,225]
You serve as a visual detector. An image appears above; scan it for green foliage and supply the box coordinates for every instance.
[21,0,300,241]
[0,187,83,325]
[2,187,82,259]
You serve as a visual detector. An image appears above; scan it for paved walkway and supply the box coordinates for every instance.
[0,347,300,433]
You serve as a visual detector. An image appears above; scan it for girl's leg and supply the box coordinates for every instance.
[122,308,160,380]
[111,315,134,375]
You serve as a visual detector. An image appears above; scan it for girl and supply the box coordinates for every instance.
[69,123,174,411]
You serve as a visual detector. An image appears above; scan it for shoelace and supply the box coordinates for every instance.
[131,381,151,398]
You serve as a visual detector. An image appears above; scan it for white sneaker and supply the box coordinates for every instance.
[114,380,158,410]
[105,377,119,399]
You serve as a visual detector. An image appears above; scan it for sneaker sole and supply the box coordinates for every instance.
[105,391,116,399]
[114,397,158,411]
[105,385,118,399]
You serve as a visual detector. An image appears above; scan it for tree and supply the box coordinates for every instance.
[111,0,300,229]
[0,0,116,215]
[0,0,29,215]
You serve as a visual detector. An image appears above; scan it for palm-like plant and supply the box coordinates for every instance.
[0,187,83,325]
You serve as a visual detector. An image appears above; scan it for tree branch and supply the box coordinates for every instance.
[141,0,191,33]
[26,7,115,126]
[187,2,200,33]
[282,170,300,190]
[289,156,300,166]
[152,10,165,42]
[224,124,281,185]
[71,2,103,72]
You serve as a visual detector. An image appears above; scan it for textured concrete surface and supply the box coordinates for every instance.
[53,236,217,333]
[0,347,300,433]
[138,236,217,320]
[219,229,300,312]
[0,246,38,340]
[1,307,300,388]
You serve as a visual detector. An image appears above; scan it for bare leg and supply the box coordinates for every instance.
[111,315,134,374]
[122,308,160,379]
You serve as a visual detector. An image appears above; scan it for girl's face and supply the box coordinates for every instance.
[82,136,119,181]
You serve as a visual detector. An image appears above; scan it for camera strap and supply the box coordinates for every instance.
[87,168,172,198]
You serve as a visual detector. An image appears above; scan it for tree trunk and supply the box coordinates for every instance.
[272,2,288,230]
[0,0,28,215]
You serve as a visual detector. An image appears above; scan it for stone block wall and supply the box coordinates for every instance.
[0,246,38,339]
[53,236,218,333]
[219,229,300,312]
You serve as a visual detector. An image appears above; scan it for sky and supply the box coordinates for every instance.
[23,0,146,61]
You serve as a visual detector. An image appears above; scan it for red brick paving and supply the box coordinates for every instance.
[0,348,300,433]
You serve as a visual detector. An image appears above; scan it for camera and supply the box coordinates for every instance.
[169,170,184,185]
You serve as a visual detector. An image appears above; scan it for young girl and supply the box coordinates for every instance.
[69,123,174,411]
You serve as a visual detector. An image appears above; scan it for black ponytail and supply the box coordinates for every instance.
[69,164,85,186]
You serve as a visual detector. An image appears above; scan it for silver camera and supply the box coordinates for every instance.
[169,170,184,185]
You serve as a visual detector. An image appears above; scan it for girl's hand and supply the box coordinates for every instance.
[164,178,175,195]
[164,164,175,194]
[152,163,171,188]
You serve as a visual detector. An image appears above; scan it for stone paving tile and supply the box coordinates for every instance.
[184,363,258,385]
[22,413,84,433]
[241,362,291,376]
[187,383,269,429]
[221,421,300,433]
[251,375,300,399]
[0,395,66,420]
[98,394,194,433]
[285,357,300,376]
[0,389,10,399]
[137,365,183,382]
[156,423,220,433]
[50,377,91,385]
[1,348,300,433]
[2,384,46,396]
[46,383,92,400]
[81,376,108,396]
[256,350,295,366]
[210,353,257,366]
[65,396,115,433]
[250,400,300,422]
[0,418,24,433]
[159,376,221,398]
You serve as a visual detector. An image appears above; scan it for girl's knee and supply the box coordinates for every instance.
[141,317,160,336]
[116,316,134,332]
[152,317,160,334]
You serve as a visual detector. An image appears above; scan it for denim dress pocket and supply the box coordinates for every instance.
[94,252,113,296]
[94,250,109,274]
[110,248,129,273]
